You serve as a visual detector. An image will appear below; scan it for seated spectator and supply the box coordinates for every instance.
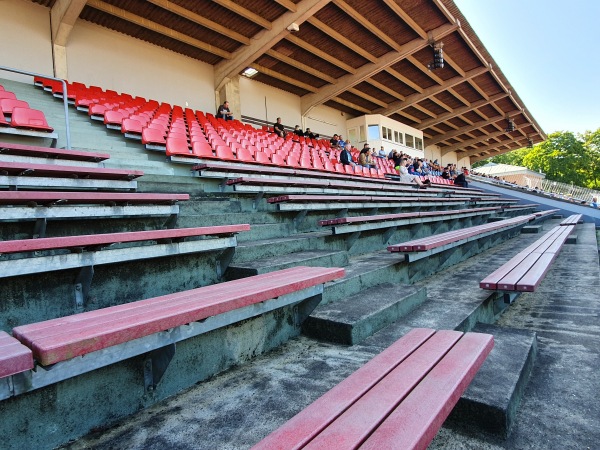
[391,150,402,169]
[293,125,304,137]
[358,146,377,170]
[305,128,318,140]
[454,168,469,188]
[330,134,339,148]
[339,142,356,166]
[337,135,346,149]
[398,157,430,188]
[273,117,286,138]
[217,101,233,121]
[441,166,451,179]
[378,146,386,158]
[591,197,599,208]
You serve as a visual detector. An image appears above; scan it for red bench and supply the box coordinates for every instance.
[480,223,575,292]
[0,141,110,162]
[388,214,534,253]
[253,328,493,450]
[12,266,344,367]
[268,195,469,204]
[0,331,34,379]
[0,161,142,180]
[560,214,582,226]
[0,191,189,206]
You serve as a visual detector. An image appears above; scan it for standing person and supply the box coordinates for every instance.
[273,117,286,138]
[217,101,233,121]
[398,157,430,188]
[340,142,356,166]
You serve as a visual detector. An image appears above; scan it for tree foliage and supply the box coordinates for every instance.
[472,129,600,189]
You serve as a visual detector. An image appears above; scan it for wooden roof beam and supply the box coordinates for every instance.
[285,34,357,74]
[418,92,509,129]
[275,0,298,12]
[87,0,232,59]
[427,111,519,145]
[214,0,331,91]
[212,0,272,29]
[250,64,318,92]
[441,129,513,155]
[375,66,488,116]
[300,22,459,116]
[266,49,336,84]
[307,17,378,63]
[147,0,250,45]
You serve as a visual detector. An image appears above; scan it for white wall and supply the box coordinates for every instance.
[67,20,214,113]
[0,0,53,82]
[239,76,301,128]
[305,104,350,138]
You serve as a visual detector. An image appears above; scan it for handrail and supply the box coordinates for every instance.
[0,65,71,150]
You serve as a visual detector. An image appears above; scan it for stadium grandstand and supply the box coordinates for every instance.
[0,1,598,449]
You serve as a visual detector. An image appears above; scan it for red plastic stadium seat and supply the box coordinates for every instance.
[0,98,29,115]
[215,145,235,160]
[0,110,9,127]
[10,107,54,131]
[192,141,214,158]
[142,127,167,145]
[122,118,143,134]
[0,91,17,100]
[255,151,272,165]
[236,147,255,163]
[166,136,192,157]
[104,110,125,126]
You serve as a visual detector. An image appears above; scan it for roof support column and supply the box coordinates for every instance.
[50,0,87,79]
[216,76,241,122]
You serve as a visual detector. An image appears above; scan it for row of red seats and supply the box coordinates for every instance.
[0,85,54,132]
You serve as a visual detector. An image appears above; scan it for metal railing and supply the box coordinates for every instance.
[0,65,71,150]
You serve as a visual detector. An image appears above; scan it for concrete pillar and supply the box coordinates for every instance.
[216,76,241,121]
[53,44,68,79]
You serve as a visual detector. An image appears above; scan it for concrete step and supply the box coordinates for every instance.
[226,249,349,279]
[303,283,427,345]
[236,223,293,242]
[446,323,537,438]
[322,250,407,305]
[230,231,341,264]
[177,213,276,228]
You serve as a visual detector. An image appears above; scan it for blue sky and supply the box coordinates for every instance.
[453,0,600,136]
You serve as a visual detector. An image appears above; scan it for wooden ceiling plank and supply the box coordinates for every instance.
[386,68,423,93]
[275,0,298,12]
[212,0,272,29]
[147,0,250,45]
[300,21,459,115]
[331,97,370,114]
[412,103,437,118]
[383,0,427,39]
[266,49,337,83]
[307,17,378,63]
[87,0,232,59]
[446,88,470,107]
[366,79,405,101]
[396,110,422,124]
[429,96,453,112]
[407,55,444,85]
[250,63,318,92]
[285,34,357,74]
[441,128,513,155]
[347,88,388,108]
[376,66,488,116]
[214,0,332,90]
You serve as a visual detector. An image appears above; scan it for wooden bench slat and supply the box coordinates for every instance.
[0,191,189,205]
[0,225,249,254]
[0,161,143,180]
[0,331,34,378]
[251,328,436,450]
[515,253,557,292]
[0,141,110,162]
[360,332,494,450]
[495,253,543,291]
[301,331,463,449]
[14,267,345,366]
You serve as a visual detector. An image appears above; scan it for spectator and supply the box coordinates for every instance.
[358,146,376,170]
[454,168,469,188]
[441,166,451,179]
[305,128,317,140]
[378,146,386,158]
[293,125,304,137]
[398,157,430,188]
[217,101,233,121]
[337,135,346,149]
[340,142,356,166]
[330,134,339,148]
[273,117,286,138]
[591,197,598,208]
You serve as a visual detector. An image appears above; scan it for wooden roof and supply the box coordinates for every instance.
[31,0,546,159]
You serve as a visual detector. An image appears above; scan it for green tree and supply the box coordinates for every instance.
[582,128,600,189]
[522,131,588,185]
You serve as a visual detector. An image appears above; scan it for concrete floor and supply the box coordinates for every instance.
[63,221,600,450]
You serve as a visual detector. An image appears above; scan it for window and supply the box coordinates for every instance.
[348,127,358,143]
[415,137,423,150]
[368,124,380,140]
[359,125,366,142]
[405,133,414,148]
[382,126,392,141]
[394,131,403,144]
